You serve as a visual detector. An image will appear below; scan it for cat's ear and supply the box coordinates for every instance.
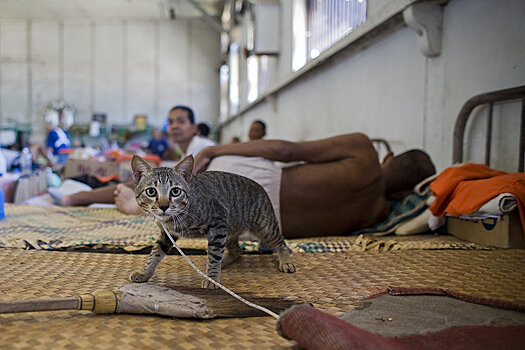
[131,155,152,183]
[174,155,194,182]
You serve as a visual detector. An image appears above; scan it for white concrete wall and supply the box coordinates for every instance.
[0,19,220,143]
[221,0,525,172]
[426,0,525,172]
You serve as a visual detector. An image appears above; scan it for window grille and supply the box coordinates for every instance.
[228,43,240,116]
[294,0,367,70]
[219,64,230,122]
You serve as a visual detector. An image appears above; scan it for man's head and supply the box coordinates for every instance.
[166,106,196,143]
[197,123,210,137]
[249,120,266,141]
[382,149,436,200]
[230,136,240,144]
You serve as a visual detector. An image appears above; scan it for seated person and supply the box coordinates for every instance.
[163,105,215,161]
[62,133,435,239]
[146,128,168,159]
[46,110,72,165]
[61,104,215,206]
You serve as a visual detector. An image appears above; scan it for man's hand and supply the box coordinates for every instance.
[193,147,214,174]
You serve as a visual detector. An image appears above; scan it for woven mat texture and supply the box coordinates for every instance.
[0,204,487,252]
[1,248,524,349]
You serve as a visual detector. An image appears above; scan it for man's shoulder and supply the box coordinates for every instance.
[188,136,216,155]
[195,136,216,146]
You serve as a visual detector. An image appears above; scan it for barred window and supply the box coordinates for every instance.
[293,0,367,71]
[228,42,240,115]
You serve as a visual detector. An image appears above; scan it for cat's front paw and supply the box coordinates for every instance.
[202,278,220,289]
[279,262,296,273]
[129,270,152,283]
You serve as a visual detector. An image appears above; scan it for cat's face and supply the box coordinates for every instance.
[131,155,194,221]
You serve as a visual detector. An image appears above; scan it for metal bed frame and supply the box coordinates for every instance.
[453,85,525,172]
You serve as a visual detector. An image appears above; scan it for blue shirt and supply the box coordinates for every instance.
[148,138,168,158]
[47,128,71,163]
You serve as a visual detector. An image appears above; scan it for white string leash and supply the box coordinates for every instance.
[158,221,280,319]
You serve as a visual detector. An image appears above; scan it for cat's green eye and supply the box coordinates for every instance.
[170,187,182,197]
[145,187,157,197]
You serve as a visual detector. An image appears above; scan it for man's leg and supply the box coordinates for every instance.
[60,182,134,207]
[114,184,142,215]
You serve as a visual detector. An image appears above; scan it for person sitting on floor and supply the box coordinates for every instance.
[163,105,216,161]
[61,133,435,239]
[61,105,215,209]
[46,109,72,165]
[146,127,168,159]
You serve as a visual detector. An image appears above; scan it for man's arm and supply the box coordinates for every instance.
[193,133,375,173]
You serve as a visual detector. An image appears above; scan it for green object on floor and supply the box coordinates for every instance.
[48,172,62,188]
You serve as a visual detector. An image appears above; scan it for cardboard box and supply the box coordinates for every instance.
[64,158,121,180]
[447,214,525,248]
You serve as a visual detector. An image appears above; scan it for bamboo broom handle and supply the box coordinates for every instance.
[0,290,120,314]
[0,297,79,313]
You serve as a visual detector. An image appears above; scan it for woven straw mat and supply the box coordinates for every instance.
[0,204,488,252]
[1,248,524,349]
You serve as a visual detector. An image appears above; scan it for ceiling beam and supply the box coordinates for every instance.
[185,0,225,33]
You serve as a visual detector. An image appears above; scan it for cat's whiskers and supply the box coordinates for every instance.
[143,212,155,225]
[179,214,190,229]
[182,210,199,224]
[172,213,184,233]
[148,207,169,222]
[182,210,199,229]
[175,208,197,230]
[170,214,178,231]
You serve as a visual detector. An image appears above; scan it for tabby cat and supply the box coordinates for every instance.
[129,155,295,289]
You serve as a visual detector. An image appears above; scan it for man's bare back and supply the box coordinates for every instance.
[277,136,389,237]
[193,133,392,238]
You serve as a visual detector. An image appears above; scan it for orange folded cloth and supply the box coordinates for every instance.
[429,163,525,236]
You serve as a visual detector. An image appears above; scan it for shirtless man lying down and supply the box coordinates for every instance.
[62,133,435,238]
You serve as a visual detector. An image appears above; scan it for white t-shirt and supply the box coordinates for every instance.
[160,136,216,168]
[184,136,216,157]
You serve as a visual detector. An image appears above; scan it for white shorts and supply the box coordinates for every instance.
[207,155,283,231]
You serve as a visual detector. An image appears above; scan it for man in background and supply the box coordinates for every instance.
[70,132,435,239]
[197,122,211,139]
[248,120,266,141]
